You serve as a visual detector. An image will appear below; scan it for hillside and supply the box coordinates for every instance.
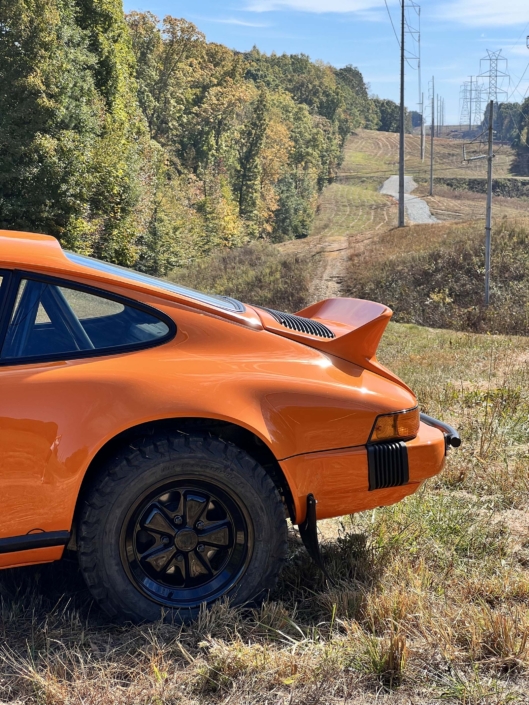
[178,129,529,312]
[0,2,399,274]
[271,130,529,310]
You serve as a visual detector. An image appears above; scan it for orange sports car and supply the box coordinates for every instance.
[0,230,459,622]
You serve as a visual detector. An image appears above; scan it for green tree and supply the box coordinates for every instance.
[372,97,412,133]
[1,4,398,271]
[127,12,205,147]
[0,0,100,237]
[0,0,145,264]
[74,0,147,264]
[235,88,270,237]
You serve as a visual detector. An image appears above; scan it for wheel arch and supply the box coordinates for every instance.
[71,417,296,543]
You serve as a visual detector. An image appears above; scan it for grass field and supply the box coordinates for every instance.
[344,129,520,180]
[1,323,529,704]
[343,130,529,223]
[416,184,529,222]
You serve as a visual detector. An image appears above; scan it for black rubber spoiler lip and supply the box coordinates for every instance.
[420,413,461,450]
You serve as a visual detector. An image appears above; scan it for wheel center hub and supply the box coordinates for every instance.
[174,528,199,552]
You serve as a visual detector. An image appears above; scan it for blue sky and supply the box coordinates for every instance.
[123,0,529,125]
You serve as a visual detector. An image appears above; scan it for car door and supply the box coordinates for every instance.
[0,270,174,556]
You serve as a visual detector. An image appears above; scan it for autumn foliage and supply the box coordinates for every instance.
[0,2,384,273]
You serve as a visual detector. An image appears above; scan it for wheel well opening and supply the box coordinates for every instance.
[72,418,295,542]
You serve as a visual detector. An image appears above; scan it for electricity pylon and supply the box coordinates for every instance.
[479,50,509,104]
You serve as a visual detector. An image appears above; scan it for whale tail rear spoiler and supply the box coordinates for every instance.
[254,298,413,390]
[298,298,412,389]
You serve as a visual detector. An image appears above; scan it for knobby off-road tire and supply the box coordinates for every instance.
[77,433,288,623]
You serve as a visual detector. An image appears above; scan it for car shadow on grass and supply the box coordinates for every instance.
[0,526,384,631]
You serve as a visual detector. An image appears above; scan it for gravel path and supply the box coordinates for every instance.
[380,175,438,224]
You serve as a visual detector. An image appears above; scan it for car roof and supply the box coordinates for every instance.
[0,230,261,325]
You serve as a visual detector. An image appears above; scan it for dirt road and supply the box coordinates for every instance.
[380,175,438,224]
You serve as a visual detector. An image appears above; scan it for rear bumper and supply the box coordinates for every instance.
[420,412,461,452]
[280,420,448,524]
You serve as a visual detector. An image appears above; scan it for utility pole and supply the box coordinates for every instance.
[420,91,425,161]
[462,100,494,304]
[485,100,494,306]
[469,76,473,131]
[430,77,434,196]
[398,0,405,228]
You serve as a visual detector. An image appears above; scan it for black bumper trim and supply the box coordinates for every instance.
[0,531,70,555]
[367,441,409,491]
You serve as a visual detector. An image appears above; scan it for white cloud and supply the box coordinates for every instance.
[210,18,271,27]
[247,0,391,13]
[246,0,528,29]
[435,0,529,27]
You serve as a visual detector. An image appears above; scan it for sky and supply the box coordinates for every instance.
[123,0,529,125]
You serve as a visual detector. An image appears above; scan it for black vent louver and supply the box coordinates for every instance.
[367,442,409,491]
[260,307,335,339]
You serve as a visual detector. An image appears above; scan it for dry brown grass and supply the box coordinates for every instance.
[343,129,518,180]
[278,130,529,308]
[345,216,529,336]
[414,184,529,223]
[1,324,529,703]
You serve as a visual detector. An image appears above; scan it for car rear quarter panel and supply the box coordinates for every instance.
[0,284,417,548]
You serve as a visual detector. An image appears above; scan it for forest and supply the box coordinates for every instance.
[0,0,414,274]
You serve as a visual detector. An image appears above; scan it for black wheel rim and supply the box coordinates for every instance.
[120,478,253,608]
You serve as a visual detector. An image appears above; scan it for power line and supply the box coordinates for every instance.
[505,21,529,57]
[384,0,401,48]
[507,63,529,103]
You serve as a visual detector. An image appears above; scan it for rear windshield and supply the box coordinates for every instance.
[65,253,245,312]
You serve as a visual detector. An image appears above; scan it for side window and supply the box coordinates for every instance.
[1,278,171,361]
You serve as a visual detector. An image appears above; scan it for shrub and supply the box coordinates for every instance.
[345,218,529,335]
[169,241,313,312]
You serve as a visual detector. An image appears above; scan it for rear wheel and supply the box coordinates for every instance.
[78,434,288,623]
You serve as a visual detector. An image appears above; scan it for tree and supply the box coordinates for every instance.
[235,88,270,237]
[1,4,400,271]
[0,0,100,237]
[410,110,423,129]
[372,98,412,133]
[0,0,145,264]
[127,13,205,146]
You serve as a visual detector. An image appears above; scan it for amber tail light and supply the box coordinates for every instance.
[369,407,420,443]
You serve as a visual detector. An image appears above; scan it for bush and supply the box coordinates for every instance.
[169,242,313,312]
[345,218,529,335]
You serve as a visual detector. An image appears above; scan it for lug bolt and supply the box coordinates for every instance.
[174,516,183,525]
[161,536,170,545]
[196,521,204,530]
[197,544,205,553]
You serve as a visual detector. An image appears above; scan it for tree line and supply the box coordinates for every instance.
[481,101,529,150]
[0,0,405,274]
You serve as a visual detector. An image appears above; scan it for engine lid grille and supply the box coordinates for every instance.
[367,441,409,491]
[259,307,335,339]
